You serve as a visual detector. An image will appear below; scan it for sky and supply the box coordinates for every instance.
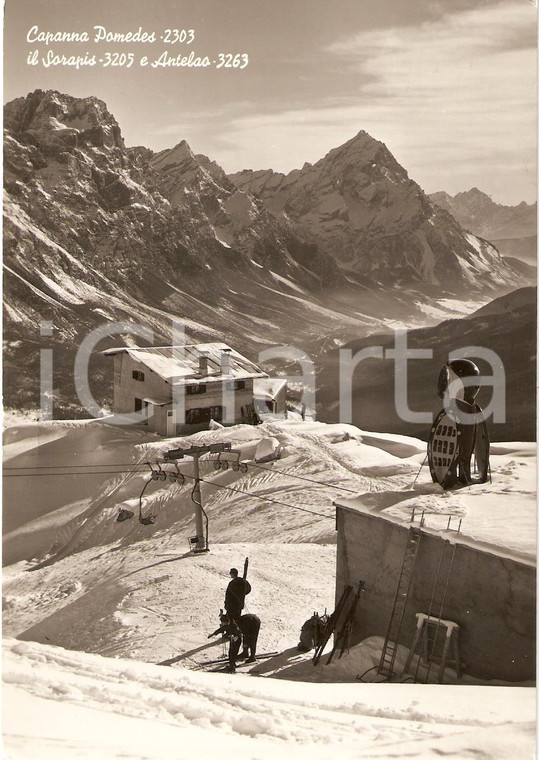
[3,0,537,205]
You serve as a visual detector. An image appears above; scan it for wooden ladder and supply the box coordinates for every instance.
[404,540,460,683]
[377,526,422,679]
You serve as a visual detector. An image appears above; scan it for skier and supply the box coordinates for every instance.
[208,612,261,672]
[224,567,251,622]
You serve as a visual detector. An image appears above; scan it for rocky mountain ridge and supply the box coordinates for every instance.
[3,89,533,415]
[429,188,537,266]
[230,133,527,293]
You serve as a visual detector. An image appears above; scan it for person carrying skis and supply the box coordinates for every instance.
[224,567,251,622]
[208,612,261,671]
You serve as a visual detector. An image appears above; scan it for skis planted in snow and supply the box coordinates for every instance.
[313,585,353,665]
[201,651,278,671]
[326,581,365,665]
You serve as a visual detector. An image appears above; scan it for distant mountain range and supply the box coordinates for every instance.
[2,89,534,416]
[429,188,537,266]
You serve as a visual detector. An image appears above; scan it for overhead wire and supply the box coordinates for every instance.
[4,459,337,518]
[3,438,378,528]
[4,458,364,497]
[248,461,361,494]
[197,475,335,520]
[3,469,147,477]
[3,462,150,470]
[4,458,429,535]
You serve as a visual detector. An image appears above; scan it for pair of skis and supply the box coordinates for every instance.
[201,651,278,672]
[312,582,364,665]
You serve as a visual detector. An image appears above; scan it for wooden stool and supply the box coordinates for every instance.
[404,612,461,683]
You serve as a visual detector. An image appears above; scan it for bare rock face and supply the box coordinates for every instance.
[3,91,213,297]
[3,90,226,414]
[147,140,344,289]
[230,132,528,294]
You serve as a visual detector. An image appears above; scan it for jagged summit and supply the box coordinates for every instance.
[233,130,387,184]
[153,139,195,164]
[230,131,527,291]
[460,187,487,197]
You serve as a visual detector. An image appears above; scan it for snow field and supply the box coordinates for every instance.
[3,638,535,760]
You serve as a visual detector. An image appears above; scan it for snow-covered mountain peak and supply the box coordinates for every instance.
[230,132,528,292]
[5,89,124,151]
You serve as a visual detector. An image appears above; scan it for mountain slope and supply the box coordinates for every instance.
[147,139,345,290]
[317,287,537,441]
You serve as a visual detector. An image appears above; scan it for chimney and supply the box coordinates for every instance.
[220,348,232,375]
[199,352,209,377]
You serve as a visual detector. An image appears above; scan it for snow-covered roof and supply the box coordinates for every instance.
[253,377,288,400]
[103,343,268,384]
[334,473,536,567]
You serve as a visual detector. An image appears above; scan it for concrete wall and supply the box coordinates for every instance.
[112,354,256,436]
[335,507,536,682]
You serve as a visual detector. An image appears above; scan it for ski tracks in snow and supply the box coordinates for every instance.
[4,638,496,755]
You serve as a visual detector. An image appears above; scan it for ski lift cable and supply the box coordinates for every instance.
[4,456,367,498]
[4,457,368,498]
[3,469,148,477]
[3,462,363,499]
[4,455,365,496]
[3,463,152,470]
[5,461,335,520]
[197,476,335,520]
[3,461,362,497]
[248,461,361,493]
